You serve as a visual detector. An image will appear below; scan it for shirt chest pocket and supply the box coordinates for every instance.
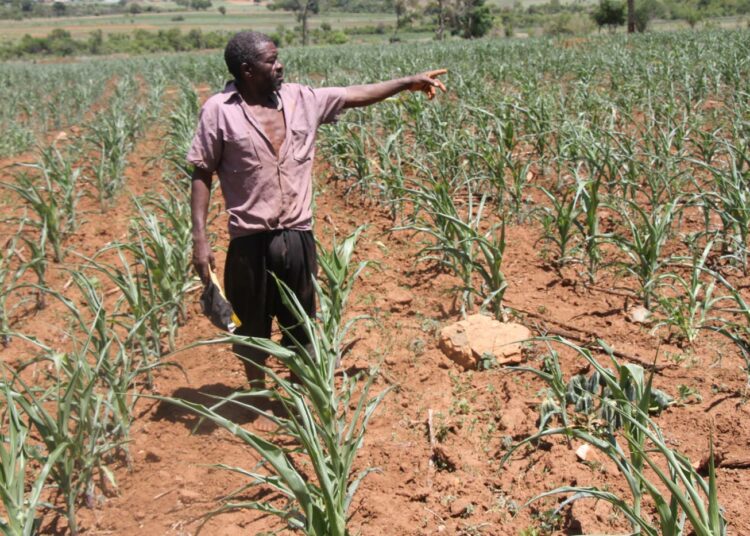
[223,133,261,173]
[291,128,313,163]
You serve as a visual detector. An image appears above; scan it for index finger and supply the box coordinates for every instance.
[426,68,448,78]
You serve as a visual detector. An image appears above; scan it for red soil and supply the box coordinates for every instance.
[1,118,749,536]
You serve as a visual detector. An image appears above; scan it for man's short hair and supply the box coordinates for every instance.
[224,31,274,80]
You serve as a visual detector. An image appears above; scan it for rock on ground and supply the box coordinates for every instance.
[438,314,531,370]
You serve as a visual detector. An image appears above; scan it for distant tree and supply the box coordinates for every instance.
[683,7,702,28]
[186,28,204,48]
[633,0,661,31]
[457,0,492,38]
[129,3,143,15]
[386,0,418,31]
[627,0,634,32]
[218,5,226,15]
[500,12,514,37]
[268,0,318,46]
[190,0,212,10]
[592,0,625,31]
[87,29,104,54]
[52,1,66,16]
[427,0,493,39]
[425,0,447,40]
[48,28,78,55]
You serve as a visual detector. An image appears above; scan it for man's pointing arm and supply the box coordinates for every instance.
[342,69,448,109]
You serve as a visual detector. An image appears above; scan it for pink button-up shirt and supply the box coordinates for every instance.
[187,81,347,240]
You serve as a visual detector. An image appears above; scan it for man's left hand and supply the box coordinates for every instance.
[408,69,448,100]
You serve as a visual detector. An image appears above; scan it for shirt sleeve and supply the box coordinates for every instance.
[186,100,223,173]
[310,86,347,126]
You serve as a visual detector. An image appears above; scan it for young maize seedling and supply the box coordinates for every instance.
[163,80,200,179]
[0,382,67,536]
[651,241,730,346]
[607,196,682,309]
[6,350,122,536]
[534,183,582,275]
[1,164,72,263]
[86,103,140,209]
[504,337,725,536]
[156,278,390,536]
[697,143,750,273]
[0,227,28,346]
[315,225,372,364]
[126,189,197,351]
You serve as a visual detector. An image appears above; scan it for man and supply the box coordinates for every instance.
[188,31,446,391]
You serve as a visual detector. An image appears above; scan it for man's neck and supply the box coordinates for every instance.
[236,80,275,107]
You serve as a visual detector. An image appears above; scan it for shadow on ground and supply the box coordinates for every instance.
[152,383,279,433]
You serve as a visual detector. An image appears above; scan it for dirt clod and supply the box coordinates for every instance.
[438,314,530,369]
[449,498,473,517]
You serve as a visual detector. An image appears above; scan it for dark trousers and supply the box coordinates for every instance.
[224,229,317,385]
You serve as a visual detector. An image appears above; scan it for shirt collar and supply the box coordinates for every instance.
[222,80,240,103]
[223,80,283,110]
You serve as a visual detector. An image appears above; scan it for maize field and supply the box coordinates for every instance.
[1,29,749,534]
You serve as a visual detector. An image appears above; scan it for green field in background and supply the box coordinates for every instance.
[0,3,396,41]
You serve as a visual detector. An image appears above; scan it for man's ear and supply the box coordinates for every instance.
[240,62,253,79]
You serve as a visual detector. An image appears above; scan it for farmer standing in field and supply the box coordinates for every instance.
[188,30,446,394]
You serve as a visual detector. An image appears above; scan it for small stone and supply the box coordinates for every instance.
[438,314,531,370]
[575,444,591,462]
[144,450,161,463]
[410,487,430,502]
[449,498,473,517]
[628,306,651,324]
[178,489,202,504]
[387,288,413,311]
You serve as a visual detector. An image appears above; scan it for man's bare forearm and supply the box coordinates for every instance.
[191,167,213,244]
[343,70,447,109]
[343,77,415,109]
[191,166,215,283]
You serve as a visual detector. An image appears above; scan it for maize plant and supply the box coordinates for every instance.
[6,351,121,536]
[504,337,725,536]
[86,103,141,209]
[0,228,27,346]
[535,183,582,274]
[652,241,731,345]
[607,197,682,309]
[2,146,83,263]
[0,382,67,536]
[126,188,197,351]
[18,221,49,311]
[158,275,389,535]
[402,181,506,317]
[83,247,166,367]
[4,271,172,533]
[163,80,200,179]
[316,225,371,364]
[698,142,750,273]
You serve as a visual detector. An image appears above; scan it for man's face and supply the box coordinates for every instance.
[244,42,284,93]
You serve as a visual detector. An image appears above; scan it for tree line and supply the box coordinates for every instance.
[1,0,748,60]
